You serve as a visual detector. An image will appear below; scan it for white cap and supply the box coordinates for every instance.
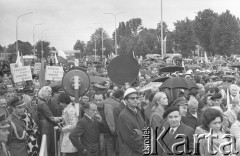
[186,70,192,75]
[124,88,138,99]
[196,69,201,72]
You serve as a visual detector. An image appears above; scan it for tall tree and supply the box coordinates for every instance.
[73,40,86,58]
[0,44,3,53]
[193,9,218,55]
[18,40,33,55]
[85,28,113,58]
[210,10,240,56]
[35,40,51,59]
[173,18,197,57]
[6,40,33,55]
[73,40,86,52]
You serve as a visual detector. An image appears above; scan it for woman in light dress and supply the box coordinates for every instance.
[59,92,78,156]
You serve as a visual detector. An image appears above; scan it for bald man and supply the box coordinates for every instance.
[181,98,202,130]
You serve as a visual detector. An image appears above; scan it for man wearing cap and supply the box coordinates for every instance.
[7,97,28,156]
[0,113,10,156]
[171,98,188,117]
[118,88,146,156]
[157,106,194,156]
[211,93,226,112]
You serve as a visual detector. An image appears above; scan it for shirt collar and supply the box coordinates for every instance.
[170,124,180,133]
[190,112,197,118]
[127,106,137,114]
[84,113,93,120]
[122,100,127,106]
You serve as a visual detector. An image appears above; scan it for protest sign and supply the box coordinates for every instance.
[33,63,41,74]
[12,66,32,83]
[45,66,64,81]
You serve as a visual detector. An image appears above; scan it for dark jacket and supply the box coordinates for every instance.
[118,106,146,156]
[37,98,56,154]
[104,97,121,134]
[50,96,62,117]
[113,101,126,132]
[157,122,194,156]
[113,101,126,154]
[69,114,100,156]
[182,110,201,130]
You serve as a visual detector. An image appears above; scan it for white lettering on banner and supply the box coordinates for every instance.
[45,66,64,81]
[12,66,32,83]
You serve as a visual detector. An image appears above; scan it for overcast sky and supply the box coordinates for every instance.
[0,0,240,50]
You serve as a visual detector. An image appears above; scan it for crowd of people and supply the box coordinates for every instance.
[1,56,240,156]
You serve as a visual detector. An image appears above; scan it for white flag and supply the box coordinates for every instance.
[16,51,23,67]
[55,52,58,64]
[57,50,67,59]
[204,52,208,63]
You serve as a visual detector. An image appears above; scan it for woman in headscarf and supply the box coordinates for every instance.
[37,86,62,155]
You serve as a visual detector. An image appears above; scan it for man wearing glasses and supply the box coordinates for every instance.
[118,88,146,156]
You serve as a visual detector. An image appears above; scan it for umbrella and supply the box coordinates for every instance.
[212,60,226,65]
[160,77,198,89]
[230,63,240,69]
[90,76,109,84]
[188,65,202,70]
[159,66,184,73]
[222,75,235,79]
[151,76,169,82]
[148,61,166,68]
[139,82,162,92]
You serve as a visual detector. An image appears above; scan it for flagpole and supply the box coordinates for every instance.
[161,0,164,59]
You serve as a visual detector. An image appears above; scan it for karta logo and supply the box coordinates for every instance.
[143,127,239,155]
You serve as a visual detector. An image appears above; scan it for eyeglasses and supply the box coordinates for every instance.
[128,97,139,100]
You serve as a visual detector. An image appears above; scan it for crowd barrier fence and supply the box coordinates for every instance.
[39,134,48,156]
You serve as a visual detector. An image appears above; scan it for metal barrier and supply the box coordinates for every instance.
[54,126,60,156]
[39,134,48,156]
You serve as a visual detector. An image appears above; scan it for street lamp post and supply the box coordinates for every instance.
[101,28,104,59]
[94,35,97,61]
[33,23,43,56]
[94,23,108,59]
[161,0,164,59]
[16,12,33,53]
[41,29,49,60]
[104,12,123,56]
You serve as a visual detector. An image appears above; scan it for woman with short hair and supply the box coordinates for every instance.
[195,108,233,156]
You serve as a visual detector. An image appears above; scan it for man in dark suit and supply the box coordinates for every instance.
[69,103,102,156]
[182,98,201,130]
[157,106,194,156]
[113,99,126,156]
